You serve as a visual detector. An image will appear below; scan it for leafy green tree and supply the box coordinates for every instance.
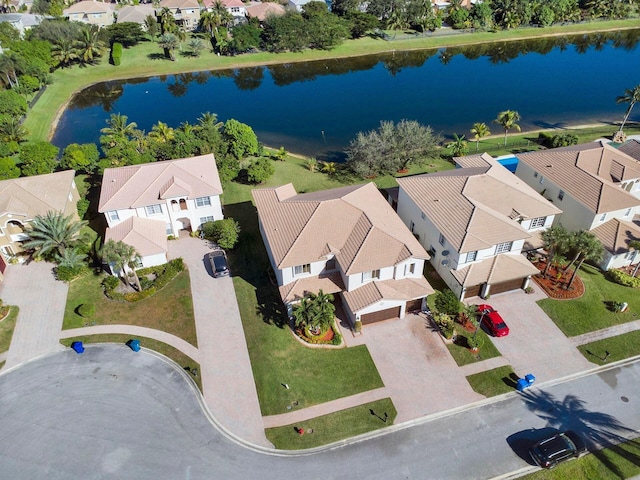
[0,89,27,119]
[470,122,490,152]
[493,110,521,146]
[77,26,106,64]
[61,143,100,173]
[100,239,142,290]
[565,231,604,289]
[616,84,640,136]
[345,11,380,37]
[51,39,79,68]
[201,218,241,249]
[159,33,179,61]
[629,240,640,277]
[223,119,259,159]
[470,1,493,29]
[305,10,350,49]
[23,211,87,261]
[19,141,59,176]
[434,289,461,316]
[541,225,571,278]
[246,157,275,184]
[262,11,308,53]
[446,133,469,157]
[0,22,19,44]
[229,21,262,53]
[0,156,19,180]
[105,22,146,47]
[447,0,470,28]
[145,15,159,38]
[28,18,82,44]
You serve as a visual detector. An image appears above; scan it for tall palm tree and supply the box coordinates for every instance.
[23,212,87,261]
[149,121,175,143]
[77,26,107,64]
[566,232,603,289]
[158,33,178,61]
[446,133,469,157]
[101,113,138,141]
[493,110,521,146]
[0,53,21,89]
[470,122,490,152]
[541,225,570,278]
[51,39,79,68]
[0,117,28,143]
[100,239,142,291]
[616,84,640,135]
[158,7,177,35]
[199,11,216,38]
[197,112,223,131]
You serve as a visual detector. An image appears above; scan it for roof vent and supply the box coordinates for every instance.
[546,164,552,168]
[441,259,449,266]
[442,250,450,257]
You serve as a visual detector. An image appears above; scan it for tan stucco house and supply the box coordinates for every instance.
[253,182,433,327]
[64,1,115,28]
[157,0,201,31]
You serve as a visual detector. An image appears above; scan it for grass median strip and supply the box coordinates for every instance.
[577,330,640,366]
[265,398,397,450]
[466,365,517,398]
[0,306,19,355]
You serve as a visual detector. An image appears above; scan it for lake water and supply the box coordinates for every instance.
[52,29,640,159]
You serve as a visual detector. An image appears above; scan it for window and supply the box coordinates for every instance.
[166,223,173,235]
[530,217,546,228]
[558,190,564,201]
[495,241,512,254]
[439,233,445,246]
[421,212,426,220]
[294,264,311,276]
[145,204,162,215]
[409,221,415,233]
[624,208,632,217]
[404,263,415,275]
[539,176,544,184]
[466,251,477,262]
[600,213,607,222]
[196,196,211,207]
[108,211,120,222]
[362,269,380,281]
[200,216,214,224]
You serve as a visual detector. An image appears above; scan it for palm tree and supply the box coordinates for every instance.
[77,26,107,64]
[629,239,640,277]
[0,53,21,89]
[199,11,216,38]
[615,84,640,137]
[56,248,87,269]
[149,121,175,143]
[0,117,28,143]
[179,121,194,136]
[541,225,570,278]
[51,39,79,68]
[158,7,177,35]
[470,122,490,152]
[292,289,335,335]
[566,232,603,289]
[197,112,223,131]
[23,212,87,261]
[101,113,138,142]
[446,133,469,157]
[158,33,178,61]
[100,239,142,291]
[493,110,521,146]
[321,161,337,176]
[188,38,204,57]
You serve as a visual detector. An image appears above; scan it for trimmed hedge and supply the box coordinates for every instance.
[606,269,640,288]
[56,265,90,282]
[105,258,185,302]
[110,42,122,66]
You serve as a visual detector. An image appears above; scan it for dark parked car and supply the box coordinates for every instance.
[529,431,585,469]
[476,304,509,337]
[207,249,229,278]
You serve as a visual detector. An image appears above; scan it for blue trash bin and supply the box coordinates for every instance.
[127,339,141,352]
[71,341,84,354]
[525,374,536,386]
[516,378,529,391]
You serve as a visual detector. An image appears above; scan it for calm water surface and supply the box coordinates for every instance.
[52,30,640,158]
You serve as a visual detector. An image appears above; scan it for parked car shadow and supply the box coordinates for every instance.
[506,427,560,464]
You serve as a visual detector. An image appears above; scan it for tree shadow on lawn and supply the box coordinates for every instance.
[147,53,167,61]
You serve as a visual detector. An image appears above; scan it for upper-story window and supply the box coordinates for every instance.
[530,217,546,229]
[600,213,607,222]
[362,269,380,282]
[495,241,512,254]
[325,258,336,271]
[146,204,162,216]
[108,211,120,222]
[404,263,415,275]
[466,251,477,262]
[438,233,445,246]
[421,212,426,220]
[539,176,544,184]
[294,264,311,276]
[558,190,564,201]
[196,196,211,207]
[624,208,632,217]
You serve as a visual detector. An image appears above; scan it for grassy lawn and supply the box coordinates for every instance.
[26,19,640,143]
[577,330,640,366]
[265,398,397,450]
[522,437,640,480]
[63,271,197,347]
[466,365,517,397]
[0,307,19,354]
[446,328,501,367]
[59,334,202,391]
[537,264,640,337]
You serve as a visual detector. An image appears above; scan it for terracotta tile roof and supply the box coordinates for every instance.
[450,253,539,287]
[105,217,168,257]
[219,0,244,7]
[279,272,345,304]
[516,142,640,214]
[342,277,433,313]
[0,170,76,220]
[252,182,428,273]
[397,157,561,253]
[245,2,285,20]
[64,0,114,14]
[618,139,640,162]
[591,216,640,255]
[98,154,222,212]
[158,0,199,8]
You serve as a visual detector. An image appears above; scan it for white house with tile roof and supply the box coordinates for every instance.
[396,154,561,300]
[0,170,79,276]
[515,141,640,271]
[252,182,433,326]
[98,154,223,268]
[64,0,115,28]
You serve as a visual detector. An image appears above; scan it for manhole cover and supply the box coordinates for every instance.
[621,396,629,403]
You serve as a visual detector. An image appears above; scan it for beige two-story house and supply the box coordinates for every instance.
[64,1,115,28]
[157,0,201,31]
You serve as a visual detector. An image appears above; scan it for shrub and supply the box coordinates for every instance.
[201,219,240,250]
[124,287,156,302]
[77,198,90,219]
[102,275,120,291]
[78,303,95,318]
[246,157,275,184]
[434,289,462,316]
[56,265,89,282]
[433,312,455,339]
[110,42,122,66]
[606,269,640,288]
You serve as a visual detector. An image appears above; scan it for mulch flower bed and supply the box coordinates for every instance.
[532,261,585,300]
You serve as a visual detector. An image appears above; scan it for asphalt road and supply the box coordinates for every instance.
[1,346,639,480]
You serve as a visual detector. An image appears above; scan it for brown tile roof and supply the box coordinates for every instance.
[279,272,345,304]
[450,254,539,288]
[252,182,428,273]
[0,170,76,220]
[591,216,640,255]
[98,154,222,212]
[342,277,433,313]
[618,139,640,162]
[397,157,561,253]
[517,143,640,214]
[105,217,168,257]
[245,2,285,20]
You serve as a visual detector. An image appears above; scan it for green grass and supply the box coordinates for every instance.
[25,19,640,143]
[577,330,640,366]
[522,437,640,480]
[63,270,197,346]
[60,334,202,391]
[0,307,19,354]
[265,398,397,449]
[446,328,501,367]
[537,264,640,337]
[466,365,517,397]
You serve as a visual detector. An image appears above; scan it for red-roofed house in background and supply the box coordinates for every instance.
[98,154,223,269]
[253,183,433,328]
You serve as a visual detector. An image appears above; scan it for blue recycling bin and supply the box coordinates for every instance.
[127,339,141,352]
[516,378,529,391]
[71,341,84,354]
[525,374,536,386]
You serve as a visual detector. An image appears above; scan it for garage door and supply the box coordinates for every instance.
[464,284,482,299]
[361,306,401,325]
[490,278,525,295]
[405,298,423,313]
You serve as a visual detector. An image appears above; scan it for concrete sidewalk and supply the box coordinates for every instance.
[570,318,640,346]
